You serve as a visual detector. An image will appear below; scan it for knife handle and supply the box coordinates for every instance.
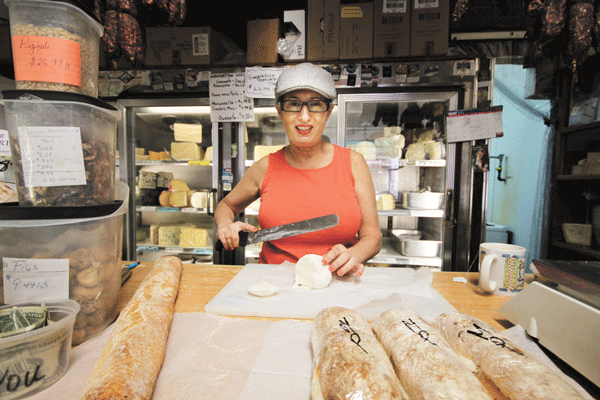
[214,231,249,251]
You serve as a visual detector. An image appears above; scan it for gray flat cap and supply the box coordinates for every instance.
[274,63,336,100]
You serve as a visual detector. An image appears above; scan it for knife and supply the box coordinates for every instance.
[215,214,339,251]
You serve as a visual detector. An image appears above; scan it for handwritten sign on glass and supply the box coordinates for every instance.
[245,67,283,98]
[17,126,86,187]
[2,258,69,304]
[209,72,254,122]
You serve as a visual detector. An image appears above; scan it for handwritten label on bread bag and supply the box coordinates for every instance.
[12,35,82,87]
[3,258,69,304]
[17,126,86,187]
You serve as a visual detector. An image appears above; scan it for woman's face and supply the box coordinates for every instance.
[276,89,334,148]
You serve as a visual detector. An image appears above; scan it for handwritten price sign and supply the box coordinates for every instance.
[2,258,69,304]
[12,35,82,87]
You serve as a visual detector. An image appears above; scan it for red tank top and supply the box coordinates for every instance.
[258,145,361,264]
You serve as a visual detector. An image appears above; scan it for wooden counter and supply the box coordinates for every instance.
[119,262,515,330]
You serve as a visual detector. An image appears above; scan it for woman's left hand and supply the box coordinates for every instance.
[322,244,365,277]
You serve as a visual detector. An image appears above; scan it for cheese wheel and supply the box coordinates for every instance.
[371,309,492,400]
[435,311,586,400]
[311,307,408,399]
[81,256,183,400]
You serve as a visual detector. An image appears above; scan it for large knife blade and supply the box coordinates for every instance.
[215,214,339,251]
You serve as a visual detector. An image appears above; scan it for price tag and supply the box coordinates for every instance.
[157,207,179,212]
[2,258,69,303]
[165,247,182,253]
[193,248,212,255]
[12,35,82,87]
[0,130,10,157]
[17,126,86,188]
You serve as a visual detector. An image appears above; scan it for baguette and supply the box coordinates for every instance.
[435,311,585,400]
[80,256,183,400]
[310,307,408,400]
[371,309,492,400]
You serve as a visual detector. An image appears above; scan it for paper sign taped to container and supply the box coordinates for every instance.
[209,72,254,122]
[245,67,283,98]
[0,130,10,157]
[445,106,504,143]
[17,126,86,187]
[2,258,69,304]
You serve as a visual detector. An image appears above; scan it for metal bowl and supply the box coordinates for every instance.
[398,237,441,258]
[402,191,444,210]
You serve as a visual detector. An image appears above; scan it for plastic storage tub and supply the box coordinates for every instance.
[5,0,103,97]
[0,182,128,345]
[0,299,79,400]
[2,90,119,207]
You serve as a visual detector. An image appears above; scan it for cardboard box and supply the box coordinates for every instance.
[247,19,280,64]
[410,0,449,56]
[340,3,373,60]
[373,0,410,58]
[172,27,217,65]
[283,10,306,61]
[145,27,173,66]
[307,0,340,61]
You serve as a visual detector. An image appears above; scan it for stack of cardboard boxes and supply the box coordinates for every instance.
[249,0,449,64]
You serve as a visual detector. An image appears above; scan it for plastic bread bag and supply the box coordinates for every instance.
[435,311,586,400]
[310,306,409,399]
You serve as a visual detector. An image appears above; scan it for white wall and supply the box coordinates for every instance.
[489,64,552,269]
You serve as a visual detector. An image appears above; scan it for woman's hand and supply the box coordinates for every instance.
[322,244,365,277]
[217,221,258,250]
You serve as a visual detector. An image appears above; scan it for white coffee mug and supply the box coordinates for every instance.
[479,242,526,296]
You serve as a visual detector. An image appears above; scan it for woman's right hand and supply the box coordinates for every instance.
[217,221,258,250]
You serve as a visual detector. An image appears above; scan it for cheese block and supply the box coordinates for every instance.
[405,143,426,160]
[424,141,444,160]
[295,254,332,289]
[138,188,160,206]
[169,191,189,207]
[149,224,160,245]
[376,194,396,211]
[254,145,285,161]
[383,126,402,137]
[149,150,161,161]
[168,179,190,192]
[179,227,208,248]
[135,147,145,156]
[375,134,405,158]
[159,151,171,160]
[156,171,174,188]
[158,190,171,207]
[171,142,204,160]
[204,146,213,162]
[138,171,157,189]
[158,225,182,246]
[417,130,436,143]
[189,191,206,208]
[352,141,377,160]
[174,123,203,143]
[136,154,150,160]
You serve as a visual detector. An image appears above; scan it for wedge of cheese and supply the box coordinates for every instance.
[174,123,203,143]
[424,141,444,160]
[352,141,377,160]
[405,143,426,160]
[138,171,157,189]
[158,225,182,246]
[149,151,161,161]
[171,142,204,160]
[149,225,160,245]
[204,146,213,162]
[376,194,396,211]
[179,227,208,248]
[169,191,189,207]
[254,145,285,161]
[168,179,190,192]
[157,171,174,188]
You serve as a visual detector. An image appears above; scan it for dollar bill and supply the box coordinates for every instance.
[0,304,48,339]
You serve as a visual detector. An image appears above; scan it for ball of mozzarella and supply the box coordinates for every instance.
[294,254,332,289]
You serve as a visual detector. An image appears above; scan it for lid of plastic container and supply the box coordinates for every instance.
[4,0,102,26]
[0,201,123,220]
[2,90,117,113]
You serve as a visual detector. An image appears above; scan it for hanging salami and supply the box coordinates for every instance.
[567,1,594,71]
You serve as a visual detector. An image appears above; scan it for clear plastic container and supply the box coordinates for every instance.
[5,0,103,97]
[0,299,79,400]
[0,182,128,345]
[2,90,119,207]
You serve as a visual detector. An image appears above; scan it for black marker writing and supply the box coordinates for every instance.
[466,323,524,355]
[339,317,367,354]
[402,318,438,346]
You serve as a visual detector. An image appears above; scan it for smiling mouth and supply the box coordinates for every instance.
[296,126,312,134]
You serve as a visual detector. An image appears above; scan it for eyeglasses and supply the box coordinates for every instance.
[279,100,331,113]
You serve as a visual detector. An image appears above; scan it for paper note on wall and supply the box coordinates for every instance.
[244,67,283,98]
[209,72,254,122]
[446,106,504,143]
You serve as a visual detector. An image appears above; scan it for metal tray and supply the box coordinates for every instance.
[532,259,600,304]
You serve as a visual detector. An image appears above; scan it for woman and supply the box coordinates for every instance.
[215,63,381,277]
